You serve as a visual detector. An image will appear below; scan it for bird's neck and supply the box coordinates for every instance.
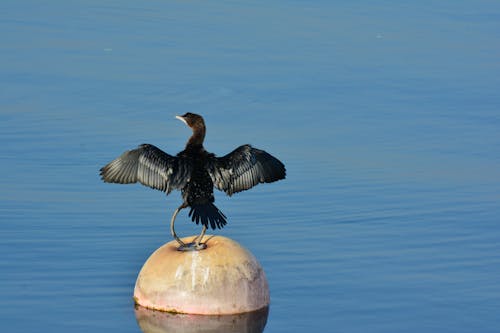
[186,125,206,148]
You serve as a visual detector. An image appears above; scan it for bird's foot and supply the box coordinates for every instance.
[195,241,207,250]
[177,241,207,252]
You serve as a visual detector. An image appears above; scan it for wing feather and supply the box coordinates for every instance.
[100,144,190,194]
[206,144,286,196]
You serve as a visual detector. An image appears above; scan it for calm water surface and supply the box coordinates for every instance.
[1,1,500,332]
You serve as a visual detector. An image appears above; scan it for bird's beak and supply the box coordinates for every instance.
[175,115,188,126]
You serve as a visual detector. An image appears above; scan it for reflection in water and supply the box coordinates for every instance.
[135,305,269,333]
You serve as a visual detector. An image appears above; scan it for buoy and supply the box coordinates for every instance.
[133,235,270,315]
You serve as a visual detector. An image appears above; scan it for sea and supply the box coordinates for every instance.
[1,1,499,332]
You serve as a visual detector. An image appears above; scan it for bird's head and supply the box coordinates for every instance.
[175,113,205,130]
[176,113,206,146]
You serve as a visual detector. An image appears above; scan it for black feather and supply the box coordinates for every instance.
[100,114,285,233]
[206,144,286,196]
[189,203,227,229]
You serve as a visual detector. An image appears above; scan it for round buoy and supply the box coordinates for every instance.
[133,235,269,315]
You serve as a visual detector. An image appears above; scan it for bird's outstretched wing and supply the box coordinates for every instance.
[206,144,286,196]
[100,144,191,194]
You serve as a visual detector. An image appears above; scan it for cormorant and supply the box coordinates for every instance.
[100,113,286,250]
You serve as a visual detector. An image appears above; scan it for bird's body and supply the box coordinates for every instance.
[100,113,286,249]
[177,143,227,230]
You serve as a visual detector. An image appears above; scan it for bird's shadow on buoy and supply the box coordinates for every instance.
[177,235,217,252]
[134,304,269,333]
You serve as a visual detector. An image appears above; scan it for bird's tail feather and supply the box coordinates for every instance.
[189,203,227,230]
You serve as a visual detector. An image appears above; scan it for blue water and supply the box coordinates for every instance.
[1,1,500,332]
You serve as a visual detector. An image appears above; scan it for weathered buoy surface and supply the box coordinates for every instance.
[134,235,269,315]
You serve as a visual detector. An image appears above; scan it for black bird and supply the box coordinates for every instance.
[100,113,286,250]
